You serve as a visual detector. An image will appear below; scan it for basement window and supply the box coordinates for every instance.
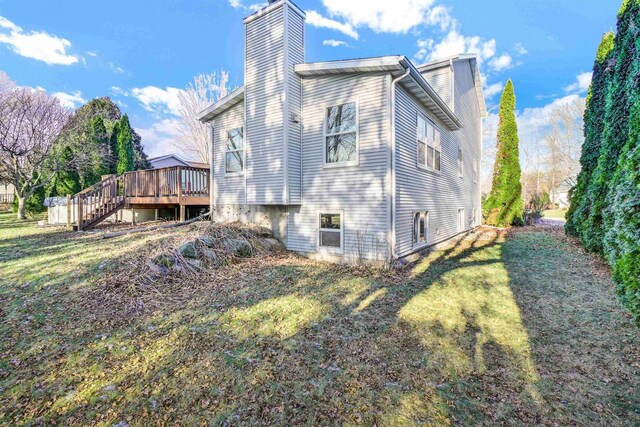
[413,211,430,247]
[325,102,358,165]
[319,212,343,251]
[225,127,244,174]
[458,208,465,231]
[417,115,441,172]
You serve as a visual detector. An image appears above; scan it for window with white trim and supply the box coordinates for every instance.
[413,211,430,246]
[473,159,478,183]
[319,213,342,250]
[458,147,464,177]
[225,128,244,173]
[472,208,478,227]
[458,208,465,231]
[417,115,441,171]
[325,102,357,164]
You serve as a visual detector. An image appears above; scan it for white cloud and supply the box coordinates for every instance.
[228,0,267,13]
[0,15,78,65]
[415,30,497,64]
[564,72,592,94]
[306,10,358,40]
[323,39,348,47]
[130,86,184,117]
[514,42,528,55]
[488,53,513,71]
[484,82,504,99]
[321,0,450,34]
[86,51,97,57]
[52,90,86,109]
[136,118,183,158]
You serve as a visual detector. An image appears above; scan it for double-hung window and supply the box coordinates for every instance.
[319,212,343,251]
[417,115,441,171]
[325,102,357,165]
[458,147,464,178]
[225,128,244,174]
[413,211,430,247]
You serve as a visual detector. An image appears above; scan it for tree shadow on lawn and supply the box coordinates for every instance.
[2,227,638,426]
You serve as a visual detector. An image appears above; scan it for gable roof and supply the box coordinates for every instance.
[295,55,463,130]
[197,86,245,122]
[417,53,488,118]
[148,154,208,169]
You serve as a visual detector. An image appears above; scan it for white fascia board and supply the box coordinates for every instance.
[295,56,405,76]
[197,87,245,122]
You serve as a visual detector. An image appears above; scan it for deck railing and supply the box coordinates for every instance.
[74,174,125,230]
[123,166,209,200]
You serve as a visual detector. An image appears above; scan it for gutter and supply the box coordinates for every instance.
[388,67,411,263]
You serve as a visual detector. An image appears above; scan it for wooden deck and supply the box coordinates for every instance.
[71,166,210,230]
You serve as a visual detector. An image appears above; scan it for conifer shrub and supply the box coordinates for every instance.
[483,80,524,226]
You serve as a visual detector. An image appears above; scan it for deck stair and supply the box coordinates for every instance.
[72,174,125,231]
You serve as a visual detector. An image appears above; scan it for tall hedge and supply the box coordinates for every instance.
[582,0,638,254]
[483,80,524,226]
[565,32,615,237]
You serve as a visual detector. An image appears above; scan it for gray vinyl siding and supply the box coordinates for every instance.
[287,73,390,261]
[244,2,304,205]
[212,101,245,205]
[395,60,482,258]
[245,4,285,205]
[286,6,304,204]
[420,66,453,110]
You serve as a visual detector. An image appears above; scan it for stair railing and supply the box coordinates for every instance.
[73,174,125,230]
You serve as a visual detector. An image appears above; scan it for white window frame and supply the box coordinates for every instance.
[416,114,442,172]
[458,146,464,178]
[323,100,359,168]
[458,208,465,231]
[413,211,430,248]
[318,211,344,254]
[224,127,244,176]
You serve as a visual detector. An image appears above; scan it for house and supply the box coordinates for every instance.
[197,0,486,263]
[551,175,577,209]
[0,182,15,205]
[148,154,208,170]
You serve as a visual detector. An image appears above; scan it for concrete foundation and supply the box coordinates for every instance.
[210,204,288,243]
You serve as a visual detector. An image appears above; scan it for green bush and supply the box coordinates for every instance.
[483,80,524,226]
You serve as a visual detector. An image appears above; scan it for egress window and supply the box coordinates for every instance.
[325,102,357,165]
[413,211,430,247]
[417,115,441,171]
[319,213,342,250]
[225,128,244,174]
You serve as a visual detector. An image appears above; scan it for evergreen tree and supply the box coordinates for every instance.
[565,32,615,237]
[82,115,110,186]
[483,80,524,226]
[109,121,120,174]
[116,115,135,175]
[51,146,82,195]
[582,0,638,254]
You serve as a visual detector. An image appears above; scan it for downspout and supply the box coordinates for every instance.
[209,123,215,221]
[388,67,411,264]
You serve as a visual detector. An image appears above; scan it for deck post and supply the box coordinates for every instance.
[155,208,159,221]
[77,196,84,231]
[131,207,136,225]
[66,194,72,230]
[179,205,185,222]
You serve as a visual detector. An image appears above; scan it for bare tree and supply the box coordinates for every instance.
[175,71,229,163]
[0,73,70,219]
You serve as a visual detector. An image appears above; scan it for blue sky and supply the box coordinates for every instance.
[0,0,619,160]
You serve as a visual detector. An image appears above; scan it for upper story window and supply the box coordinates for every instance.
[417,115,441,172]
[458,147,464,178]
[225,127,244,174]
[325,102,357,165]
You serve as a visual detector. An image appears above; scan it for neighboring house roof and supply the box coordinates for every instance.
[555,175,578,194]
[197,86,245,122]
[148,154,208,169]
[416,53,488,118]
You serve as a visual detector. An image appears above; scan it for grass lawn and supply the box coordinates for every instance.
[0,212,638,426]
[543,209,568,220]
